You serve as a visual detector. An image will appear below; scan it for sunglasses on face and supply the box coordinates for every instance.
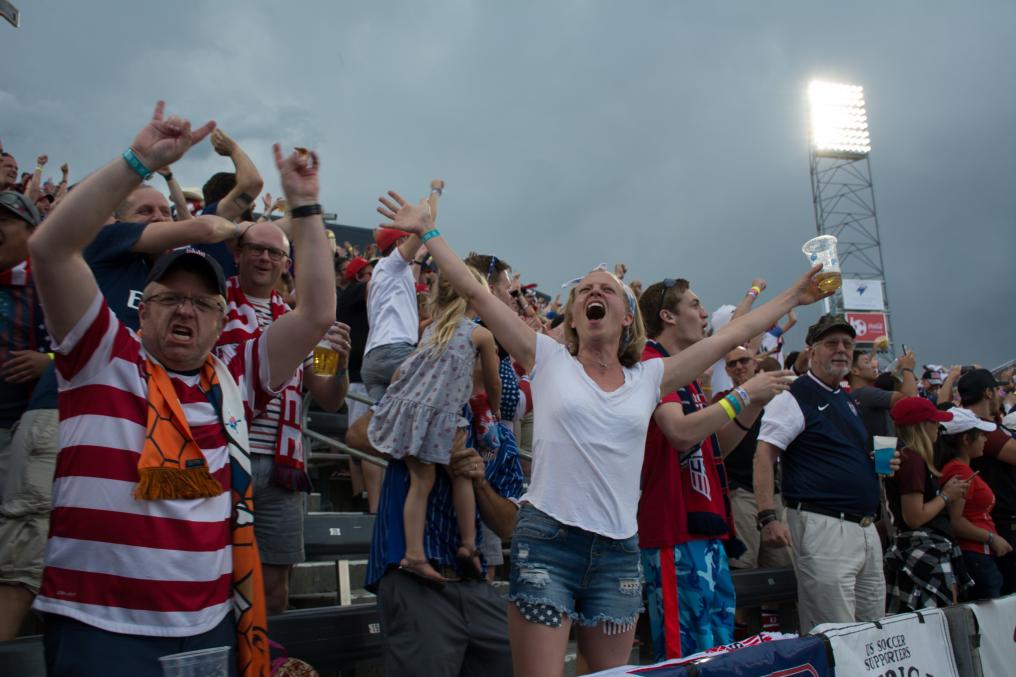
[726,357,754,369]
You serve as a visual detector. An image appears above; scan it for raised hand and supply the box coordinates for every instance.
[36,155,48,167]
[376,190,431,236]
[792,264,836,306]
[130,101,215,171]
[60,163,69,177]
[262,192,274,213]
[740,369,794,406]
[272,144,319,207]
[210,128,238,157]
[614,263,627,280]
[751,278,767,292]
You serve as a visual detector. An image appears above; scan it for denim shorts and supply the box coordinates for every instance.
[508,504,643,630]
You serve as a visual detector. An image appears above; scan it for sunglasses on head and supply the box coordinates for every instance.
[657,278,679,307]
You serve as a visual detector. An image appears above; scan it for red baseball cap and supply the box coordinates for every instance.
[374,228,405,255]
[344,256,370,281]
[890,397,954,426]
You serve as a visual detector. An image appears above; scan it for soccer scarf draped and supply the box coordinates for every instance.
[0,259,30,286]
[136,355,270,677]
[219,276,310,491]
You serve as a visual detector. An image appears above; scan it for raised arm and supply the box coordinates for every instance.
[157,166,192,220]
[28,101,215,343]
[262,145,335,389]
[26,155,46,201]
[131,214,240,254]
[658,265,830,396]
[54,163,69,202]
[209,128,263,222]
[378,191,538,371]
[474,325,502,418]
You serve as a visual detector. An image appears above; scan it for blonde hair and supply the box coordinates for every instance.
[424,266,487,353]
[562,271,646,368]
[897,422,940,477]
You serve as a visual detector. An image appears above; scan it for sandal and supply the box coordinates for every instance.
[456,547,483,580]
[398,558,447,588]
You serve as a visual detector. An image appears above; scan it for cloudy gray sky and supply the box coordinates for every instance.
[3,1,1013,368]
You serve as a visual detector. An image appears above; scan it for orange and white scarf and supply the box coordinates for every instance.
[136,355,270,677]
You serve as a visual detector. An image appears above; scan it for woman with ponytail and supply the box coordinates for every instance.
[883,397,970,611]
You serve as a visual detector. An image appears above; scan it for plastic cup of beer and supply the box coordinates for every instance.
[159,646,230,677]
[802,235,842,293]
[312,341,341,376]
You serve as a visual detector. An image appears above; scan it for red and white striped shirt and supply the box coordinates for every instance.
[33,293,278,637]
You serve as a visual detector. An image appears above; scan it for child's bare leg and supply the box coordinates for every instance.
[448,467,481,577]
[402,457,443,582]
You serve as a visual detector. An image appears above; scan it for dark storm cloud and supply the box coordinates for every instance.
[2,0,1013,366]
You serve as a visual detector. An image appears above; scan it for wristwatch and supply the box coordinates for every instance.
[756,509,778,531]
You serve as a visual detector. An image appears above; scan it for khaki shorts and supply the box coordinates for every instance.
[0,409,59,593]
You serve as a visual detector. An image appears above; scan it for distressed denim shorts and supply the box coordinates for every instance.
[508,504,643,631]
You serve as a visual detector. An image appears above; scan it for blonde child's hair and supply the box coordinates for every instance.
[424,265,488,353]
[896,422,940,476]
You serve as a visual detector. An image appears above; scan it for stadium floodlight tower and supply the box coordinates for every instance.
[807,80,893,346]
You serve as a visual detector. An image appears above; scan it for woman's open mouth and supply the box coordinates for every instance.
[586,301,606,320]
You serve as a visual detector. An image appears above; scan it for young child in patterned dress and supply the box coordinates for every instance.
[368,267,501,583]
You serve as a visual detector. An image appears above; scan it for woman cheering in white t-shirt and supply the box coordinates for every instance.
[378,190,832,676]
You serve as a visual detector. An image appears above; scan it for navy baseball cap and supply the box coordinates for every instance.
[146,248,227,297]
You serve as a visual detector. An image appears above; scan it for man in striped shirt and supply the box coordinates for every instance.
[27,102,336,676]
[222,218,351,613]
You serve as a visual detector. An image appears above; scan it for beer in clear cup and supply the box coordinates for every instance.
[802,235,842,293]
[312,343,341,376]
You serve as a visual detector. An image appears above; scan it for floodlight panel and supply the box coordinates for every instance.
[808,81,871,156]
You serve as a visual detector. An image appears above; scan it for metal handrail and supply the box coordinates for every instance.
[304,428,388,468]
[303,392,534,463]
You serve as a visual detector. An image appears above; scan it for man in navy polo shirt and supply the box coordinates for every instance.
[754,314,898,632]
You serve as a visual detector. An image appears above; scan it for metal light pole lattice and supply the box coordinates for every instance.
[807,80,893,345]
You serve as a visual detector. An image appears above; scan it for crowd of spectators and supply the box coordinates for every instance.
[1,105,1014,677]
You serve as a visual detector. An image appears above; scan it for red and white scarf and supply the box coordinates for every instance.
[219,276,310,492]
[0,259,30,286]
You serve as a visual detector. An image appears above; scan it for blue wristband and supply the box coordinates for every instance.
[421,229,440,243]
[122,148,152,180]
[725,393,743,415]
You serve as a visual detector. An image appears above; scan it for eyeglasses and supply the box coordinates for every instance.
[144,292,225,315]
[726,357,755,369]
[239,242,288,262]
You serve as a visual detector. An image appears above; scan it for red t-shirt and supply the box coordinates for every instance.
[637,343,731,548]
[940,460,996,554]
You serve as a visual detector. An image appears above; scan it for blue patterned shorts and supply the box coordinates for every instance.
[642,539,735,660]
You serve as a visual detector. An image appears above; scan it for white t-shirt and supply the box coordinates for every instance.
[522,334,664,539]
[364,249,418,355]
[757,372,832,450]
